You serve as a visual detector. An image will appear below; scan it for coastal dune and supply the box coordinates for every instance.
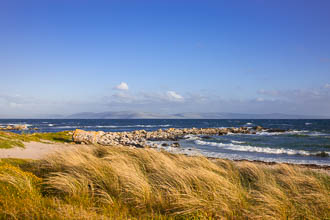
[1,145,329,219]
[0,129,329,219]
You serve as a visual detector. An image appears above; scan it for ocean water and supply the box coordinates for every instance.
[0,119,329,165]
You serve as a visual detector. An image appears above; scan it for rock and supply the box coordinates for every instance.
[254,126,263,132]
[315,151,329,157]
[17,124,28,130]
[171,142,180,148]
[161,143,169,146]
[73,129,105,144]
[3,124,28,130]
[267,128,286,133]
[6,125,13,130]
[71,126,285,148]
[133,143,144,148]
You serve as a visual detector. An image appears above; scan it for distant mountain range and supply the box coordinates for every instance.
[59,111,329,119]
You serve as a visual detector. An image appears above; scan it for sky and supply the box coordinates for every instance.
[0,0,330,118]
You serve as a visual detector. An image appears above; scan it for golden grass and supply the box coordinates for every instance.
[0,145,329,219]
[0,131,73,149]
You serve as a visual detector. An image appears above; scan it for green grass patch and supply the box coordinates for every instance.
[0,131,73,149]
[24,131,73,143]
[0,158,31,167]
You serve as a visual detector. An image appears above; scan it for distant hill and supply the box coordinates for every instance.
[65,111,328,119]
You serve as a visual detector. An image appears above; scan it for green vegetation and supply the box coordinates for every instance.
[0,131,73,149]
[0,145,329,219]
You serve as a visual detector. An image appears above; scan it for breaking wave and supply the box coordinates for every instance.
[231,140,245,144]
[48,124,172,129]
[96,124,171,128]
[183,134,201,140]
[194,140,329,157]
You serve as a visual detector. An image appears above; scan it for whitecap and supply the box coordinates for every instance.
[184,134,201,140]
[8,123,32,127]
[135,124,171,128]
[95,124,171,128]
[231,140,245,144]
[147,141,202,157]
[194,140,327,156]
[306,131,329,137]
[252,130,309,136]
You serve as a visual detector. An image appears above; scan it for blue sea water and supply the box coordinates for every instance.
[0,119,329,165]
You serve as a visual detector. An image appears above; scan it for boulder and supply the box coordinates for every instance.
[6,125,14,130]
[315,151,329,157]
[254,126,263,132]
[73,129,104,144]
[171,142,180,148]
[267,128,286,133]
[3,124,28,130]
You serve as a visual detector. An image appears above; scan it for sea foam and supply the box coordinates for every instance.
[194,140,328,156]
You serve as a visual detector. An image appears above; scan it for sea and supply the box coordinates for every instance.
[1,119,329,166]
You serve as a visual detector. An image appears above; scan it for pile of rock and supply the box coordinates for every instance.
[73,129,147,148]
[73,126,280,148]
[0,124,29,131]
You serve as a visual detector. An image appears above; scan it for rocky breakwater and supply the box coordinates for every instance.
[73,129,147,148]
[73,126,279,148]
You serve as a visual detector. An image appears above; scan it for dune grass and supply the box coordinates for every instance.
[0,131,73,149]
[0,145,329,219]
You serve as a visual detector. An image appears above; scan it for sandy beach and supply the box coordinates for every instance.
[0,142,76,159]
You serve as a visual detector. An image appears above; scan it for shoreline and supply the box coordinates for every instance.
[0,140,329,172]
[232,158,330,171]
[1,128,329,170]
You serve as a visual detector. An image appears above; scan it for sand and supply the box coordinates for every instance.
[0,142,75,159]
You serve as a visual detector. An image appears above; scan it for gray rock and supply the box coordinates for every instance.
[171,142,180,148]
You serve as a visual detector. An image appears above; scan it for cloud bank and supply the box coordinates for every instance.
[0,83,330,118]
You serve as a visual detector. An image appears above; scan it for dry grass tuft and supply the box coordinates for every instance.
[0,145,329,219]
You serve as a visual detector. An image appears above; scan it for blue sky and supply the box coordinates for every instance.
[1,0,330,117]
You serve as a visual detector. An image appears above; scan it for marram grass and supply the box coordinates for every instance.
[0,145,329,219]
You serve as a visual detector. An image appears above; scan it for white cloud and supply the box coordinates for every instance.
[9,102,22,108]
[324,83,330,89]
[166,91,184,102]
[114,82,129,91]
